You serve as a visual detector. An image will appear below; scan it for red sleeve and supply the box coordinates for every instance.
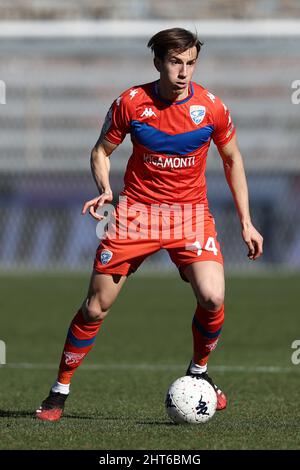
[101,92,132,145]
[212,98,236,148]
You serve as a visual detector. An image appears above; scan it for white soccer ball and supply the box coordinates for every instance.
[165,375,217,424]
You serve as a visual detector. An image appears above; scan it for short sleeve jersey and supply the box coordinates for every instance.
[101,81,235,205]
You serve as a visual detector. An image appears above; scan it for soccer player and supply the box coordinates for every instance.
[36,28,263,421]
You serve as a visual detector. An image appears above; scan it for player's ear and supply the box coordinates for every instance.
[154,57,161,72]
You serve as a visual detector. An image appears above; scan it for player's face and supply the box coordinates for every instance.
[155,46,198,101]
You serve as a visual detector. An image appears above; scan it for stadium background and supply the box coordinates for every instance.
[0,0,299,273]
[0,0,300,452]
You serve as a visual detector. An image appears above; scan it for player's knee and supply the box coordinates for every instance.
[83,297,110,322]
[198,289,224,311]
[86,307,109,322]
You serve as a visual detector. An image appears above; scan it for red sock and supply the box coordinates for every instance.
[57,309,103,384]
[192,303,224,366]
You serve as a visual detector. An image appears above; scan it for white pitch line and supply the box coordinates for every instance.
[0,363,298,373]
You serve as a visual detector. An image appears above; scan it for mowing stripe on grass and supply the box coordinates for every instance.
[1,363,299,373]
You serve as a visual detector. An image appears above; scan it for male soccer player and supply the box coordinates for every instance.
[36,28,263,421]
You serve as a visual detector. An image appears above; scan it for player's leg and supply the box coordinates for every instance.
[184,260,225,366]
[36,200,161,421]
[166,208,226,410]
[183,260,227,410]
[56,271,127,385]
[36,271,126,421]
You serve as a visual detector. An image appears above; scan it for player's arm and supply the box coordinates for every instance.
[218,135,263,260]
[82,89,131,220]
[82,137,117,221]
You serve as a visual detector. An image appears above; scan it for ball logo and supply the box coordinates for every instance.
[196,396,209,416]
[190,105,206,125]
[100,249,113,265]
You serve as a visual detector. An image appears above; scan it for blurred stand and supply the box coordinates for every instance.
[0,6,299,273]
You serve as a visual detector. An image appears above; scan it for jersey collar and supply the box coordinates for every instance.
[153,80,194,105]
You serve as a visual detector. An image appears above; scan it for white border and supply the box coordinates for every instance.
[0,20,300,38]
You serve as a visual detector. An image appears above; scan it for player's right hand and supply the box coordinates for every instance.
[82,190,113,221]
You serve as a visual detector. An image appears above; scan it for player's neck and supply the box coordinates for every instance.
[157,80,190,102]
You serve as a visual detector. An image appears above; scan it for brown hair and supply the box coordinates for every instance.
[147,28,203,60]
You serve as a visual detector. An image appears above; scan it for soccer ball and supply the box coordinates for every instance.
[165,375,217,424]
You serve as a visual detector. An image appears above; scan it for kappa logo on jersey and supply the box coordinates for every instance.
[190,105,206,125]
[100,249,113,265]
[129,89,138,100]
[140,107,157,118]
[207,92,216,103]
[64,352,85,365]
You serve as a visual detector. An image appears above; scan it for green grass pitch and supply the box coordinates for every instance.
[0,273,299,450]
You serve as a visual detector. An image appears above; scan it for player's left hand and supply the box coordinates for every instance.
[241,222,263,260]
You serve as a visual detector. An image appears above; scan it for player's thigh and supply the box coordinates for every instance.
[183,261,225,311]
[84,271,127,317]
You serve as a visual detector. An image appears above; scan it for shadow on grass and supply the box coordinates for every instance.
[136,420,175,426]
[0,409,131,421]
[0,410,35,418]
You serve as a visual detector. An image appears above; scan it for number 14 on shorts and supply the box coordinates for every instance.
[186,237,218,256]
